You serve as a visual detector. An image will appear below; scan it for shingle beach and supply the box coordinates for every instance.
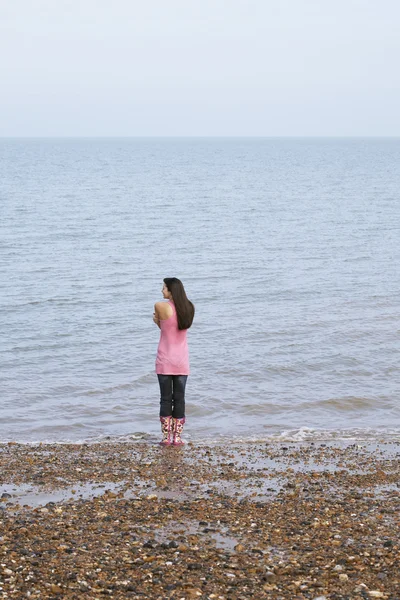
[0,440,399,599]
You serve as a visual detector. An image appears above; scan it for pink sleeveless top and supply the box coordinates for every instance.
[155,301,190,375]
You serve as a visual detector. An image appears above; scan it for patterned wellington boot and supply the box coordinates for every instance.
[159,416,172,446]
[172,417,186,446]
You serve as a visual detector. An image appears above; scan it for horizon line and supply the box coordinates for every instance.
[1,135,400,140]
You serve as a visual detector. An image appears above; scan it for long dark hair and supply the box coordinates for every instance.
[164,277,195,330]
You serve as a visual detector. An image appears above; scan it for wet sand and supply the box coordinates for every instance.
[0,440,399,599]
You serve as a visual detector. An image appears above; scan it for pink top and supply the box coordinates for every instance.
[155,301,190,375]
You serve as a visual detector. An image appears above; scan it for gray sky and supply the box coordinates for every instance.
[1,0,399,136]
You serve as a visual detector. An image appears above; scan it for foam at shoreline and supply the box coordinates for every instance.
[1,425,399,446]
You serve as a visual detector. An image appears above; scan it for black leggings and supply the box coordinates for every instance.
[157,375,187,419]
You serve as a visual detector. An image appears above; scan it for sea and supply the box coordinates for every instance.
[1,137,399,444]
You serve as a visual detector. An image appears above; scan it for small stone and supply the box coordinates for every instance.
[187,563,202,570]
[339,574,349,581]
[185,588,203,598]
[50,584,63,594]
[368,593,385,598]
[234,543,245,552]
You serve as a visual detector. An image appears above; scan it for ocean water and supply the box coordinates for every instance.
[1,137,399,443]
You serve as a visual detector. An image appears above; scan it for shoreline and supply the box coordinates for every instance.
[1,426,400,447]
[1,441,399,599]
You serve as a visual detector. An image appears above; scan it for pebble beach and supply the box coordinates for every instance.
[0,440,399,599]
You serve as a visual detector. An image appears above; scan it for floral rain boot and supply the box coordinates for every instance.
[159,416,172,446]
[172,417,186,446]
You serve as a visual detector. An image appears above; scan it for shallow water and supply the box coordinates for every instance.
[1,137,400,442]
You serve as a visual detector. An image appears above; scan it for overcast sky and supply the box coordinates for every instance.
[1,0,399,137]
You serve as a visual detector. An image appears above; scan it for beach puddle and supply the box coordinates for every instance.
[372,483,400,498]
[202,441,400,477]
[0,481,124,509]
[151,518,239,552]
[198,476,284,500]
[210,529,238,551]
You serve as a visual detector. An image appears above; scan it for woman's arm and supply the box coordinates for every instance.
[154,301,173,327]
[153,303,161,328]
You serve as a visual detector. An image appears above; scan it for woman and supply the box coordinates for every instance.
[153,278,195,446]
